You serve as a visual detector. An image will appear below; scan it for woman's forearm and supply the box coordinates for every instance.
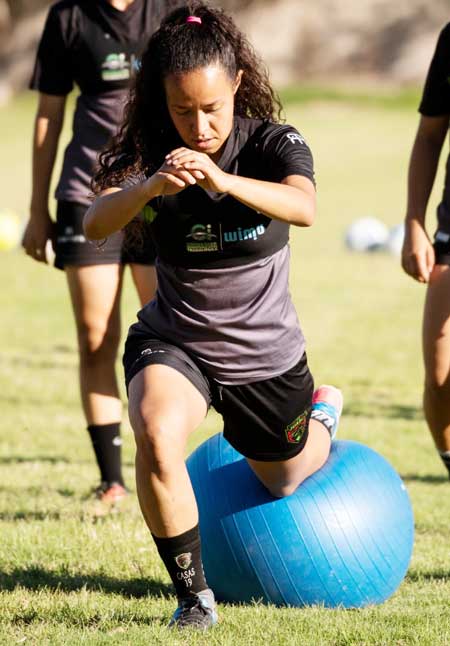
[406,116,449,225]
[226,174,316,227]
[30,96,66,217]
[84,179,157,240]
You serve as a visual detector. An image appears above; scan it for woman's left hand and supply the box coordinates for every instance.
[165,148,233,194]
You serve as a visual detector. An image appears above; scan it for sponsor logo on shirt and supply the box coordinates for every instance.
[101,53,131,81]
[186,223,219,252]
[185,222,267,252]
[223,224,266,243]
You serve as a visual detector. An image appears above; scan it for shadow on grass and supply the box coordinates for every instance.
[0,455,70,465]
[407,570,449,582]
[0,456,136,470]
[400,473,448,484]
[0,566,173,599]
[0,511,69,521]
[345,402,421,420]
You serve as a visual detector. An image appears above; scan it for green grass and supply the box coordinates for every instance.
[1,86,450,644]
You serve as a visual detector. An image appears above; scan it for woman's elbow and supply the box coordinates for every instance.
[291,203,316,227]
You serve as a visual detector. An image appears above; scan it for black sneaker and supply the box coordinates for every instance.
[169,589,218,630]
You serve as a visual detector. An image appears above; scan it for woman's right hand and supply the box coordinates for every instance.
[401,219,435,283]
[22,211,55,264]
[147,159,204,196]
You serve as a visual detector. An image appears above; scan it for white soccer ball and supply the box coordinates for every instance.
[385,223,405,257]
[345,217,389,252]
[0,209,22,251]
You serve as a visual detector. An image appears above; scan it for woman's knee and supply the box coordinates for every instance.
[131,406,185,468]
[77,319,121,363]
[248,463,301,498]
[265,480,298,498]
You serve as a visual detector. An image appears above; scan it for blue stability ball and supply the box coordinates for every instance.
[186,435,414,608]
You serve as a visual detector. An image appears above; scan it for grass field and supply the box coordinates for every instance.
[1,87,450,645]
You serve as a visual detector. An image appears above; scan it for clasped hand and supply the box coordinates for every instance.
[152,147,233,195]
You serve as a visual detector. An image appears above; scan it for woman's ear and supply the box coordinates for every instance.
[233,69,243,94]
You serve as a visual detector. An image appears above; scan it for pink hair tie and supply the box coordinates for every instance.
[186,16,202,24]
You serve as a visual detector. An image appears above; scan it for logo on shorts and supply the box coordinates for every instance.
[140,348,165,356]
[285,409,310,444]
[175,552,192,569]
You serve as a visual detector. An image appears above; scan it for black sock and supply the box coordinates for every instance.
[152,524,208,599]
[438,450,450,479]
[87,423,124,486]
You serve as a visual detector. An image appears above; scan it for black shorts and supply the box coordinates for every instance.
[54,201,157,270]
[123,332,314,462]
[434,230,450,265]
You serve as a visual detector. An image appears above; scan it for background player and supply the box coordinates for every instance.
[22,0,167,505]
[401,22,450,480]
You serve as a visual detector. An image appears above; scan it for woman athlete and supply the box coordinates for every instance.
[85,2,343,629]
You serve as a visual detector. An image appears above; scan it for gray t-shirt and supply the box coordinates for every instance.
[135,246,304,384]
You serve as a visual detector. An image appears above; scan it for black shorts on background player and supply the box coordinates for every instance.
[419,22,450,264]
[55,202,157,269]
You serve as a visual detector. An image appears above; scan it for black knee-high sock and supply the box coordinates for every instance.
[152,525,208,598]
[438,450,450,479]
[87,423,124,486]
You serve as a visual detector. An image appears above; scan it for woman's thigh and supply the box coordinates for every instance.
[65,264,124,349]
[423,265,450,386]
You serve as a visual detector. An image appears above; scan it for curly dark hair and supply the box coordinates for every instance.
[93,0,283,193]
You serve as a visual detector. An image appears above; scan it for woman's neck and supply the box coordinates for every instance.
[106,0,135,11]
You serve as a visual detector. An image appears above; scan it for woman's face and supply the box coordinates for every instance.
[164,64,242,160]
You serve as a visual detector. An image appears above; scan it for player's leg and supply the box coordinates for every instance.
[127,356,217,629]
[423,264,450,478]
[129,263,158,306]
[55,201,129,502]
[248,386,342,497]
[66,263,127,498]
[218,355,342,498]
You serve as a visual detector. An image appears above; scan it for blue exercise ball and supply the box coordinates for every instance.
[187,435,414,608]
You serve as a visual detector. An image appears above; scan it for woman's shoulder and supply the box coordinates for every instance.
[235,117,304,150]
[436,22,450,47]
[47,0,82,16]
[44,0,84,29]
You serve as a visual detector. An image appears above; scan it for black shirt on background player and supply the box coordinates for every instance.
[419,22,450,243]
[30,0,165,207]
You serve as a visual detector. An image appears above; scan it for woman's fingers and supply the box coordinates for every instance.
[191,170,206,180]
[159,167,198,187]
[403,252,431,283]
[166,149,208,167]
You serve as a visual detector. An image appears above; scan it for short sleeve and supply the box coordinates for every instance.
[259,124,315,186]
[29,5,74,95]
[419,24,450,116]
